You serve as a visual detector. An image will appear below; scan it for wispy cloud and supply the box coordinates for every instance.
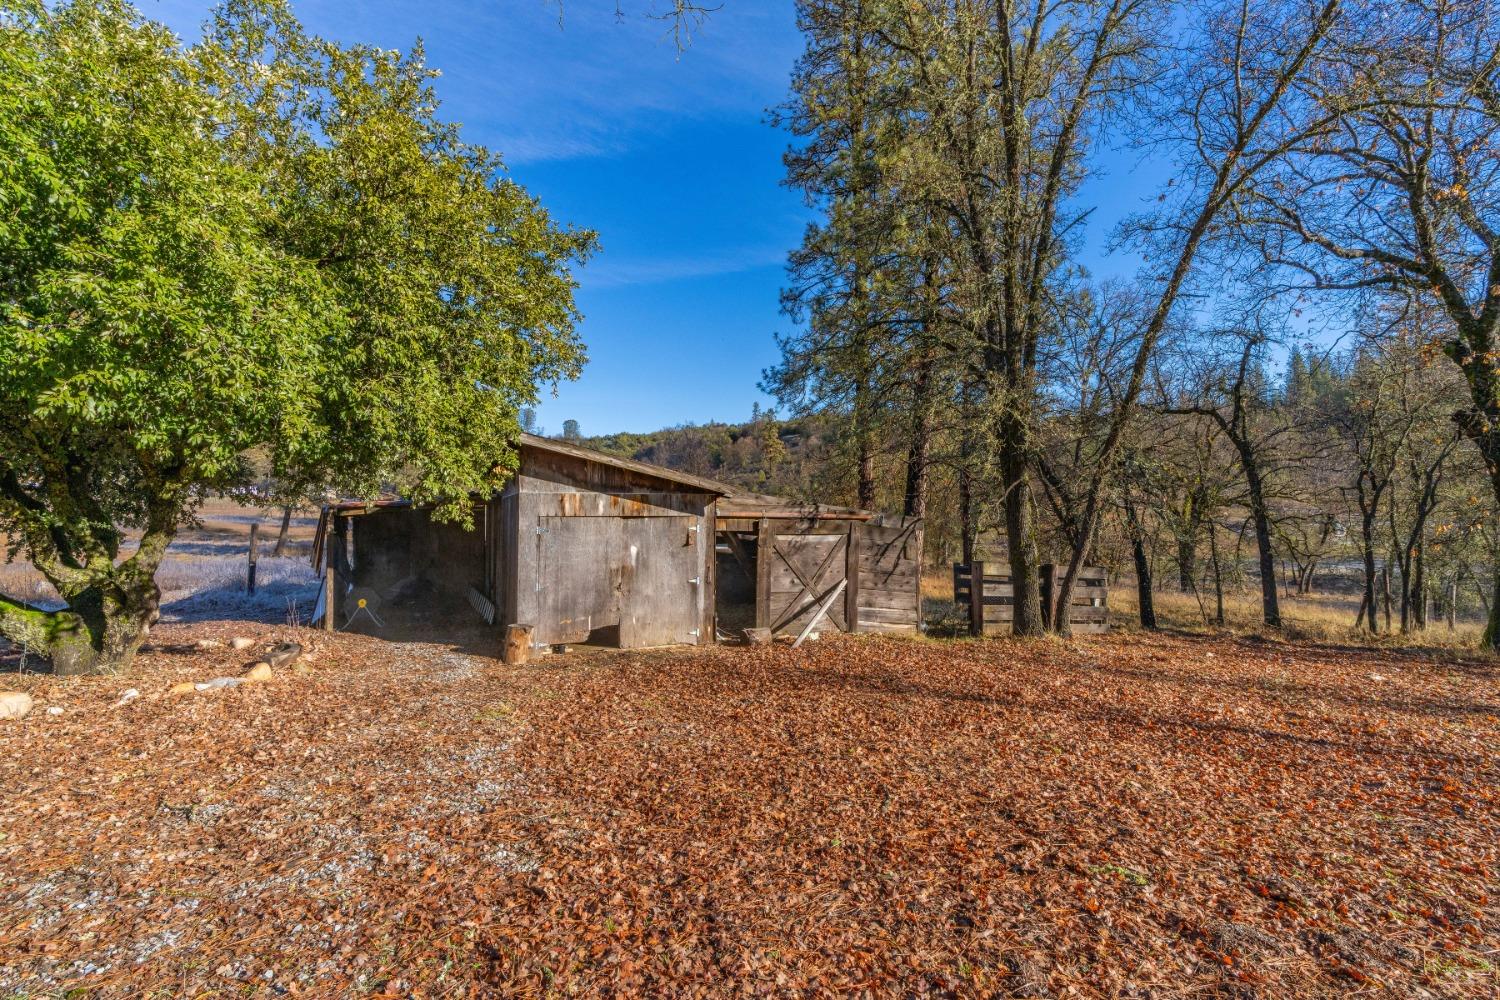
[583,245,787,289]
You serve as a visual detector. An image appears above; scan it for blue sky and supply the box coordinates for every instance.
[148,1,1170,435]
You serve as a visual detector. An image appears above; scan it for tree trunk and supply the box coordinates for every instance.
[1176,536,1196,592]
[903,360,932,519]
[272,505,294,558]
[1241,454,1281,628]
[856,432,877,512]
[1412,534,1427,631]
[1125,493,1156,630]
[1209,523,1225,626]
[1358,498,1379,633]
[958,461,975,566]
[1000,445,1044,637]
[0,564,161,676]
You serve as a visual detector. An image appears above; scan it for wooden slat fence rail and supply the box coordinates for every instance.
[952,560,1014,636]
[1041,565,1109,634]
[953,562,1108,635]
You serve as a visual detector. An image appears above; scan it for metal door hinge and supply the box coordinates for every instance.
[534,525,548,535]
[688,576,702,585]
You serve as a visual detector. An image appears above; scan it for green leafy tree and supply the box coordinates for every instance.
[0,0,594,674]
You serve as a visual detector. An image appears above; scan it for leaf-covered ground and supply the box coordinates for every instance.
[1,625,1495,997]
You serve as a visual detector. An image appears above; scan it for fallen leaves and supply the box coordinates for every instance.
[0,625,1495,997]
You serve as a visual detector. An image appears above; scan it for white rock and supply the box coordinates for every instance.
[114,688,140,707]
[193,638,223,651]
[230,637,256,651]
[46,706,64,717]
[1369,673,1387,682]
[195,677,244,691]
[0,692,34,721]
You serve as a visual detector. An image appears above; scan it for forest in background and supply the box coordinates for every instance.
[563,0,1500,644]
[578,325,1498,639]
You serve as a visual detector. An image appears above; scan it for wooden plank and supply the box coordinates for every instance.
[859,619,918,633]
[700,511,715,646]
[969,559,984,637]
[845,524,861,633]
[793,578,846,649]
[619,515,699,648]
[756,518,772,630]
[860,591,919,612]
[858,606,917,625]
[723,530,753,578]
[861,583,920,601]
[860,564,914,585]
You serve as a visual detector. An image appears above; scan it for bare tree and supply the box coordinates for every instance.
[1232,0,1500,641]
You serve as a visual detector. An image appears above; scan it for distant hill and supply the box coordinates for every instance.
[579,416,851,504]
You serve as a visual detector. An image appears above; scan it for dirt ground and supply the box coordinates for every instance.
[1,625,1495,998]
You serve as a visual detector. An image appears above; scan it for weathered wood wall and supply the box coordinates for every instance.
[504,444,715,649]
[856,515,923,634]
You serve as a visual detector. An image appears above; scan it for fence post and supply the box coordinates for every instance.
[1040,564,1056,631]
[323,565,335,633]
[969,559,984,637]
[247,522,259,595]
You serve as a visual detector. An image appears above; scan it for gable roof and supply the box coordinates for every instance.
[520,433,730,496]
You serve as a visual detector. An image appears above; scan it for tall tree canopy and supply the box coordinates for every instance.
[0,0,594,674]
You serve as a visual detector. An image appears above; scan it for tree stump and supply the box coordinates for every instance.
[504,624,535,665]
[742,627,773,647]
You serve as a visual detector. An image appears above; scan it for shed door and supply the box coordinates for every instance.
[619,516,701,648]
[536,514,699,647]
[537,515,622,644]
[763,529,849,635]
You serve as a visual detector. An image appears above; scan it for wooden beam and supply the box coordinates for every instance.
[756,517,772,630]
[845,523,862,633]
[969,560,984,637]
[792,578,847,649]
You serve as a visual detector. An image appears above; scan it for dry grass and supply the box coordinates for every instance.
[0,501,321,628]
[922,570,1490,652]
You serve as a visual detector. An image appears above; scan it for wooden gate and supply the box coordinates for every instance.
[953,561,1109,635]
[757,524,854,636]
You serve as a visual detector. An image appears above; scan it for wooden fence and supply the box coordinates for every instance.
[953,562,1109,635]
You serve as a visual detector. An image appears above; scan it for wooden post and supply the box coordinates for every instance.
[845,524,862,634]
[1448,578,1458,631]
[1039,564,1056,631]
[793,578,846,649]
[969,559,984,637]
[247,522,259,595]
[503,624,535,665]
[323,565,335,633]
[755,518,773,631]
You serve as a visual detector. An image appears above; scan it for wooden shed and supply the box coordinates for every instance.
[715,493,924,637]
[316,434,725,650]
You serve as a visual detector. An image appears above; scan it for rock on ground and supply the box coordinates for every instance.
[0,692,33,721]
